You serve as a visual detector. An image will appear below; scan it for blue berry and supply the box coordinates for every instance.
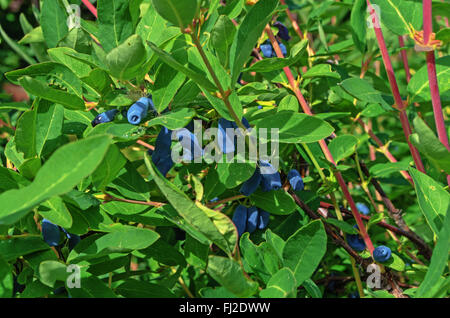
[348,291,360,298]
[218,118,236,154]
[175,129,203,161]
[240,168,261,196]
[152,127,174,176]
[287,169,304,191]
[257,209,270,230]
[260,42,273,58]
[127,96,154,125]
[373,245,392,262]
[347,234,366,252]
[259,161,282,191]
[42,219,61,247]
[68,234,81,251]
[246,206,259,233]
[279,43,287,56]
[274,21,291,41]
[91,109,118,127]
[232,205,248,237]
[356,202,370,215]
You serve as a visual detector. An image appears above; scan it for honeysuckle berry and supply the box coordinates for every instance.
[239,167,261,196]
[346,234,366,252]
[260,40,287,58]
[348,291,360,298]
[288,169,304,191]
[152,127,174,176]
[176,128,203,161]
[42,219,61,247]
[257,209,270,230]
[127,96,154,125]
[232,205,248,237]
[218,118,236,154]
[246,206,259,233]
[373,245,392,262]
[259,160,282,191]
[91,109,118,127]
[274,21,291,41]
[356,202,370,215]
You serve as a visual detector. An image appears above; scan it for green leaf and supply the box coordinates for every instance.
[184,234,209,269]
[410,117,450,174]
[254,111,335,143]
[18,26,44,44]
[47,47,92,78]
[350,0,367,52]
[303,64,341,79]
[35,101,65,157]
[68,276,117,298]
[144,154,237,256]
[325,218,358,234]
[147,41,217,92]
[383,253,406,272]
[147,108,195,130]
[38,260,67,287]
[18,76,85,110]
[106,35,147,80]
[416,209,450,297]
[152,63,187,113]
[249,189,296,215]
[229,0,279,85]
[206,255,259,297]
[0,255,13,298]
[40,0,68,48]
[5,62,83,97]
[0,135,112,225]
[151,0,199,29]
[217,160,256,189]
[328,135,358,163]
[0,237,50,262]
[371,0,422,36]
[282,220,327,286]
[408,56,450,102]
[15,108,37,159]
[97,0,133,52]
[278,95,299,112]
[211,15,236,67]
[68,225,160,262]
[92,144,127,190]
[116,279,176,298]
[259,267,297,298]
[409,168,449,236]
[340,78,392,110]
[39,196,73,228]
[369,161,410,178]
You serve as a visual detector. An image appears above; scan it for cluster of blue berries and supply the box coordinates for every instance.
[259,21,290,58]
[232,205,270,237]
[41,219,80,251]
[91,96,156,127]
[346,224,392,262]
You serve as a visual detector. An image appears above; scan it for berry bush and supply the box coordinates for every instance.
[0,0,449,299]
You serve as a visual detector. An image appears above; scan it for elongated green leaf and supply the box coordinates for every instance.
[147,108,195,130]
[106,35,147,80]
[40,0,68,48]
[371,0,422,36]
[18,76,85,110]
[229,0,279,85]
[92,144,127,190]
[151,0,199,29]
[15,108,37,159]
[35,101,64,157]
[282,220,327,286]
[0,135,112,225]
[206,255,259,297]
[97,0,133,52]
[416,210,450,297]
[328,135,358,163]
[39,196,73,228]
[147,41,217,92]
[340,78,392,110]
[254,111,335,143]
[259,267,297,298]
[303,64,341,79]
[116,279,176,298]
[409,168,450,236]
[350,0,367,53]
[410,117,450,174]
[250,189,296,215]
[408,56,450,102]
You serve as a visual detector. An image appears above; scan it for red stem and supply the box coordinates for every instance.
[81,0,97,18]
[265,25,375,254]
[366,0,426,174]
[398,36,411,83]
[423,0,450,186]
